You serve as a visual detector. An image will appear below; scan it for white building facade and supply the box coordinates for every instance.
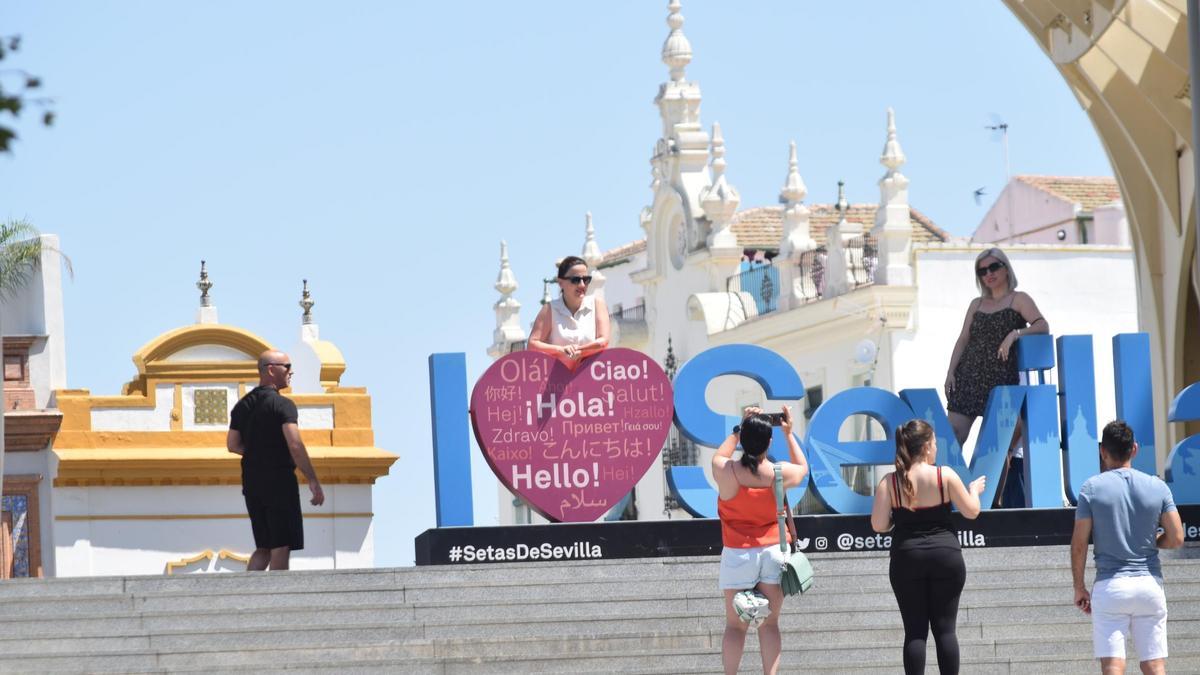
[486,2,1139,525]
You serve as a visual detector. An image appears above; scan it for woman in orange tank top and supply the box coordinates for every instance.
[713,406,808,675]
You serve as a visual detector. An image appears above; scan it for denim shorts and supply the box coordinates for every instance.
[718,544,787,590]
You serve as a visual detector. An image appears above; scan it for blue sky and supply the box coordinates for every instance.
[1,1,1112,567]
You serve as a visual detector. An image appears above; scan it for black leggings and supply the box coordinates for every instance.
[889,547,966,675]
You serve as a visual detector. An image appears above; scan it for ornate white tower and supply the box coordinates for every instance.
[487,241,526,359]
[647,0,713,267]
[872,108,913,286]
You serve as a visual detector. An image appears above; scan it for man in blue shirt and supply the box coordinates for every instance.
[1072,421,1184,674]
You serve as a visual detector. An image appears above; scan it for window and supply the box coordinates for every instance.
[194,389,229,425]
[803,386,823,420]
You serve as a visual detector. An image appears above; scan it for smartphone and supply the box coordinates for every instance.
[765,412,785,426]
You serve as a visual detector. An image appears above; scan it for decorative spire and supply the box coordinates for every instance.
[196,260,213,307]
[823,181,850,298]
[579,213,607,299]
[874,107,914,286]
[709,122,727,179]
[880,107,906,173]
[661,0,692,83]
[701,122,740,249]
[540,279,553,306]
[777,140,815,266]
[299,279,315,325]
[581,212,603,267]
[779,140,807,205]
[495,240,518,296]
[488,241,526,359]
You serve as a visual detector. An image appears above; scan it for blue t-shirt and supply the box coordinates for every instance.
[1076,467,1177,581]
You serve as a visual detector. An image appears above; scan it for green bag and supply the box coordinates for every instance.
[774,465,814,596]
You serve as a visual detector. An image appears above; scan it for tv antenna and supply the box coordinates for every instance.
[985,114,1010,181]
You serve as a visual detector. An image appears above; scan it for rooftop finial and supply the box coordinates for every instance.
[710,121,726,178]
[880,107,906,173]
[196,260,213,308]
[495,240,518,295]
[581,212,603,267]
[661,0,692,83]
[701,122,740,249]
[488,241,526,359]
[299,279,315,325]
[836,180,849,217]
[779,140,807,204]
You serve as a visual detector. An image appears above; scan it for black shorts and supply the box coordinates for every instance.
[242,474,304,551]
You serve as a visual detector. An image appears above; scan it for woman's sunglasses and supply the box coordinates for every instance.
[560,275,593,285]
[976,261,1005,277]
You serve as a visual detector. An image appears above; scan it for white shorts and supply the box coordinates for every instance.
[718,544,786,590]
[1091,575,1169,661]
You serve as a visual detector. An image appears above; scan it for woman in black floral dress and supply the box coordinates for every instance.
[945,248,1048,456]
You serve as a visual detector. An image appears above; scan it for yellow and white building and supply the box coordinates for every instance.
[2,256,396,577]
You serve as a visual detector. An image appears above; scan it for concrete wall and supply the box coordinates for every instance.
[52,484,375,577]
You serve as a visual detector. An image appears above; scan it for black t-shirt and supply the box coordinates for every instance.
[230,386,299,478]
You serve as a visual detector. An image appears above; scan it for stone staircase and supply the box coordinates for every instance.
[0,545,1197,673]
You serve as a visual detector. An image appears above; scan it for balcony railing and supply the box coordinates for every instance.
[846,234,878,289]
[612,303,645,322]
[795,234,877,304]
[726,263,779,316]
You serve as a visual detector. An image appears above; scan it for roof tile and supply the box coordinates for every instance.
[600,204,948,264]
[1015,175,1120,211]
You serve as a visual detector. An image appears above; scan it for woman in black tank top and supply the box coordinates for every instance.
[871,420,987,675]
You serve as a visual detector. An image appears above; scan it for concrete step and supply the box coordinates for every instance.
[1,544,1196,673]
[3,571,1198,624]
[0,546,1188,601]
[1,619,1195,669]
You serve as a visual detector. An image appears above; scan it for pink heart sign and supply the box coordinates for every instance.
[470,348,674,522]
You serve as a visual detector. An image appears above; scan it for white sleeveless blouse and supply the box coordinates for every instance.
[548,295,596,347]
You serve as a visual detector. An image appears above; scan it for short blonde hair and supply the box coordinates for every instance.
[974,247,1017,296]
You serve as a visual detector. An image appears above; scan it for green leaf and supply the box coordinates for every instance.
[0,96,21,115]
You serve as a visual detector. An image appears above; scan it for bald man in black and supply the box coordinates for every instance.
[227,350,324,571]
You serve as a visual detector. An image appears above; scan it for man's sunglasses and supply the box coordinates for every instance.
[263,362,292,372]
[560,275,593,285]
[976,262,1005,277]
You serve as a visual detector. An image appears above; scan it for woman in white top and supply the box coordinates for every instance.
[528,256,610,368]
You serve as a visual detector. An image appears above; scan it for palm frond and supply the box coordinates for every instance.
[0,218,71,300]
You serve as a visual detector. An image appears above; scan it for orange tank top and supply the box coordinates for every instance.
[718,484,790,548]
